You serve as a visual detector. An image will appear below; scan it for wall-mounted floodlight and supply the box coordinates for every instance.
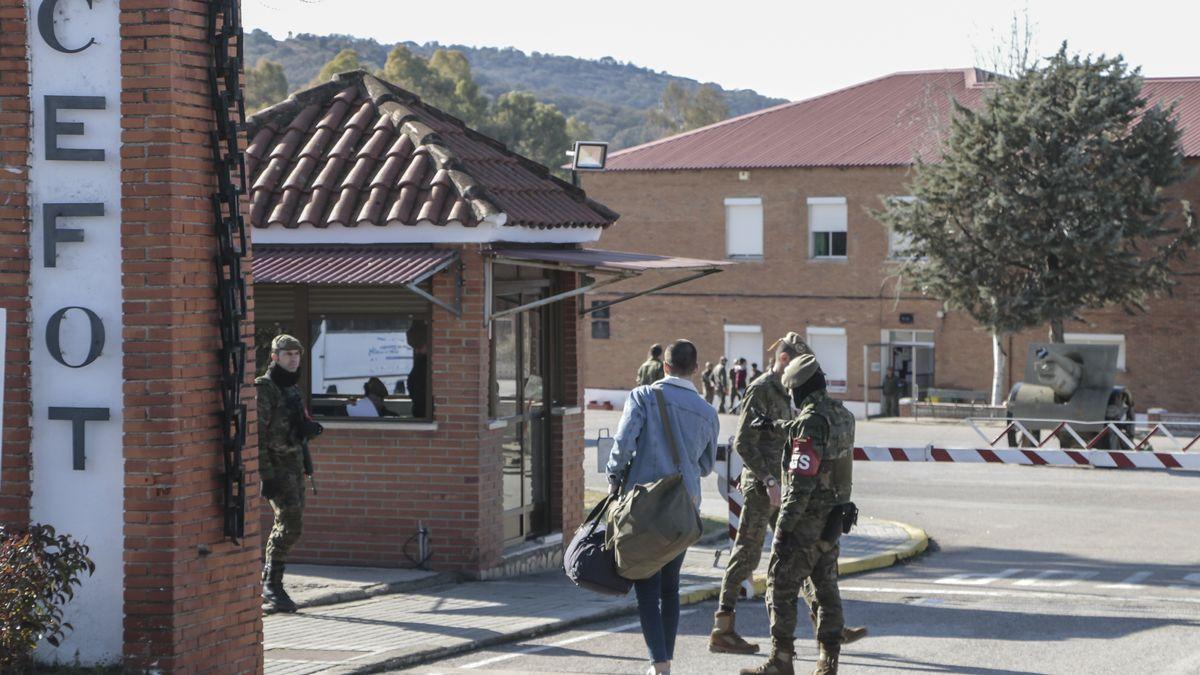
[570,141,608,171]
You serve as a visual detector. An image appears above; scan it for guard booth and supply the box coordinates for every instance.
[247,70,729,576]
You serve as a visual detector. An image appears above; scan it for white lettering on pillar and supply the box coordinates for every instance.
[27,0,123,663]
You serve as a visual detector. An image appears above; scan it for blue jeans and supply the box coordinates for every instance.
[634,552,687,663]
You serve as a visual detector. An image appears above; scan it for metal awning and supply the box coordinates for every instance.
[484,247,733,323]
[254,245,462,316]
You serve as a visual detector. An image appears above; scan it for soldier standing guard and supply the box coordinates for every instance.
[742,353,864,675]
[881,366,901,417]
[710,333,806,653]
[257,334,321,613]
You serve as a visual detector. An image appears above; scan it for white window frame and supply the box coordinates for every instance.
[1064,333,1127,371]
[807,196,848,260]
[724,197,763,258]
[885,196,916,260]
[806,326,848,393]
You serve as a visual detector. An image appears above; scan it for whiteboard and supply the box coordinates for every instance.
[319,331,413,380]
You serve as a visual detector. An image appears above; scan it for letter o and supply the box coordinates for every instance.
[46,306,104,368]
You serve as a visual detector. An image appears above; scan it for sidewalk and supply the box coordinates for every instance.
[263,517,928,674]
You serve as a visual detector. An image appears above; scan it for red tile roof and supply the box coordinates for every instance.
[605,69,1200,171]
[253,245,457,285]
[246,71,617,230]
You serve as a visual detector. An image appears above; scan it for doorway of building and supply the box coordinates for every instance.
[492,287,552,546]
[724,325,762,411]
[884,329,934,399]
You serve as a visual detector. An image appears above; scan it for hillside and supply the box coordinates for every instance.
[244,30,787,149]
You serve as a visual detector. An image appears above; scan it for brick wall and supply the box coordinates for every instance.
[121,2,261,672]
[581,166,1200,412]
[0,0,31,527]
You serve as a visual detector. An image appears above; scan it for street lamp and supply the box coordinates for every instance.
[566,140,608,187]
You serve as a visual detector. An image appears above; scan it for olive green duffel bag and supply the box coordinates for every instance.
[606,388,702,580]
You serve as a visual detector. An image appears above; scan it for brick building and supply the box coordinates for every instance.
[245,70,726,576]
[580,69,1200,415]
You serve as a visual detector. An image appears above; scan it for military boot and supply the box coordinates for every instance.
[812,641,840,675]
[262,563,298,613]
[841,625,867,644]
[739,648,794,675]
[709,610,760,654]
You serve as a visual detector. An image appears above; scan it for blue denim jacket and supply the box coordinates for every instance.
[606,376,719,505]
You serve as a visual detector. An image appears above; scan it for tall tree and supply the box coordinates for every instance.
[309,48,361,87]
[379,46,489,127]
[244,58,288,113]
[649,81,729,135]
[876,45,1197,404]
[484,92,573,176]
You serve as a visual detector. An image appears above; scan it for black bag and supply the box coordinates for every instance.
[564,493,633,596]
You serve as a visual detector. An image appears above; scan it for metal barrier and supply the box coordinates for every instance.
[965,417,1200,452]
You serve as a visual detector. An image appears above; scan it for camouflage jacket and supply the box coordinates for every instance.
[256,374,305,481]
[734,370,792,490]
[774,390,855,532]
[635,359,665,386]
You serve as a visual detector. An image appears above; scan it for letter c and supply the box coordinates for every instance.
[38,0,96,54]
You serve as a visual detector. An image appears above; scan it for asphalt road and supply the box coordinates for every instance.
[406,418,1200,674]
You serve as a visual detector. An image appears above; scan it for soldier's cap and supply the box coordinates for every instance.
[768,331,814,357]
[271,334,304,354]
[781,353,821,389]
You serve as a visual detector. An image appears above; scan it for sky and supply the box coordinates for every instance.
[243,0,1198,102]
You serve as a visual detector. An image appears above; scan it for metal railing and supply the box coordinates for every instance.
[965,416,1200,452]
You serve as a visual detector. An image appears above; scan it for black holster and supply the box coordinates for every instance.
[820,502,859,543]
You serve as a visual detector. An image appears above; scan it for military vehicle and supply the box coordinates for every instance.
[1005,343,1134,449]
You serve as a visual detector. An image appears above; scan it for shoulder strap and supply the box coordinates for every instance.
[653,386,684,469]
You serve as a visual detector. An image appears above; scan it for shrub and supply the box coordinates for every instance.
[0,524,95,671]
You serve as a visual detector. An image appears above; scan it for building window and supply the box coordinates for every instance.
[591,301,610,339]
[1064,333,1127,371]
[806,326,848,393]
[254,285,434,421]
[725,197,763,257]
[886,196,916,259]
[808,197,847,259]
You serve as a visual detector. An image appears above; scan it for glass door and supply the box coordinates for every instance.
[493,290,552,545]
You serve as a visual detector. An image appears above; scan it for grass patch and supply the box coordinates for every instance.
[584,489,727,540]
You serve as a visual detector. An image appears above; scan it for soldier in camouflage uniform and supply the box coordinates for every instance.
[710,333,808,654]
[635,343,666,386]
[257,334,311,613]
[741,353,863,675]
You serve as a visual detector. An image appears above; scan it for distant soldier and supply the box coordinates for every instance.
[710,333,806,654]
[742,353,865,675]
[712,356,730,413]
[701,360,716,404]
[257,334,322,613]
[881,366,901,417]
[635,343,666,386]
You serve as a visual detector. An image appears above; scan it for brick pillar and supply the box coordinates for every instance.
[550,270,585,536]
[0,1,31,527]
[120,2,261,671]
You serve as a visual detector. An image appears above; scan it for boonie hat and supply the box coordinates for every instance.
[781,352,821,388]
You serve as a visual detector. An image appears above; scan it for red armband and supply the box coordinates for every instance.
[789,437,820,477]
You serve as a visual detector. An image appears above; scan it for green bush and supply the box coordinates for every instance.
[0,524,95,671]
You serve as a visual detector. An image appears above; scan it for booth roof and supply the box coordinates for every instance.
[245,70,618,232]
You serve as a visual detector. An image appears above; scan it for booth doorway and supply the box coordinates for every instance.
[884,329,935,399]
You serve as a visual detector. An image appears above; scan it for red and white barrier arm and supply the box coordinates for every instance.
[853,446,1200,470]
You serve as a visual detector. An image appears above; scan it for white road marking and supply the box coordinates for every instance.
[459,609,698,669]
[1098,571,1154,589]
[841,585,1200,605]
[934,568,1023,586]
[1012,570,1099,587]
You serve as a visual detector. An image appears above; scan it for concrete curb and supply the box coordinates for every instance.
[265,570,461,616]
[338,520,930,673]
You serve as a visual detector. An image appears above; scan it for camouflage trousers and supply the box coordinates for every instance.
[719,480,777,609]
[265,468,306,568]
[766,530,843,653]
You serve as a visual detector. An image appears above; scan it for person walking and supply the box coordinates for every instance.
[712,356,730,413]
[607,340,719,675]
[701,360,715,405]
[710,333,806,654]
[635,343,667,386]
[257,334,316,613]
[742,353,864,675]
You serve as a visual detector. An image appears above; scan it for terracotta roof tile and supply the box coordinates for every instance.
[245,70,616,230]
[607,69,1200,171]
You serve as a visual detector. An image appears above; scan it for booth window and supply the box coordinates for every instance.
[254,284,434,421]
[590,301,610,339]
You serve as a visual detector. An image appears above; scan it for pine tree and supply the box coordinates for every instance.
[876,44,1198,404]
